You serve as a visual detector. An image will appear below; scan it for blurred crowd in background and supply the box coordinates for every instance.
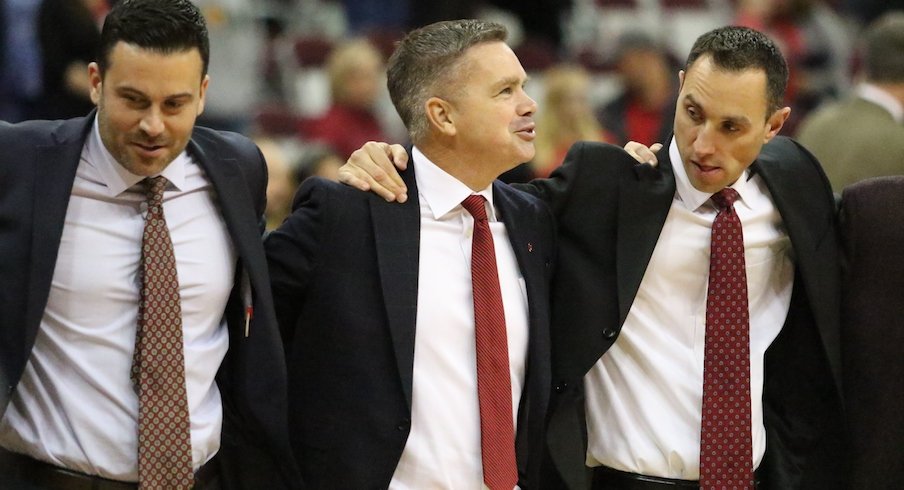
[1,0,902,228]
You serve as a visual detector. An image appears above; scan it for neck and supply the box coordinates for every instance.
[417,141,499,191]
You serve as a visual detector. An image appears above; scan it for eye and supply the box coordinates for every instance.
[499,87,513,95]
[686,106,701,120]
[722,121,740,133]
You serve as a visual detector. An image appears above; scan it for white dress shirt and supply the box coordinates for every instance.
[389,147,528,490]
[0,119,236,481]
[584,139,795,479]
[857,82,904,124]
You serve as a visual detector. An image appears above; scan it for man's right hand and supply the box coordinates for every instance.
[338,142,410,203]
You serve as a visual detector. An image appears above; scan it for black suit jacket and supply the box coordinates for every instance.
[515,137,846,489]
[839,176,904,489]
[265,162,556,488]
[0,114,298,488]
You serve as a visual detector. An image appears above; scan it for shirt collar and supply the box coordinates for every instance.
[85,116,189,197]
[857,82,904,124]
[669,137,753,212]
[412,146,496,220]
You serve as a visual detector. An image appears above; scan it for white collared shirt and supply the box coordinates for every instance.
[584,138,794,479]
[857,82,904,124]
[0,119,237,481]
[388,147,528,490]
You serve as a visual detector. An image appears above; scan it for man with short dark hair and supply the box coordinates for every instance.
[0,1,296,488]
[266,19,555,488]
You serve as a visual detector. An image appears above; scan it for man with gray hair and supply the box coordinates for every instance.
[265,19,555,488]
[797,11,904,192]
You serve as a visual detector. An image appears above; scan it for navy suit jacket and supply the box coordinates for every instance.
[265,162,556,488]
[0,114,298,488]
[515,137,846,490]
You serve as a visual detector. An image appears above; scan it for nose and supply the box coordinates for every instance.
[519,90,537,117]
[692,123,716,158]
[139,108,164,138]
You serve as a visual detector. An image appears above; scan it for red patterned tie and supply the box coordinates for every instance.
[461,195,518,490]
[700,188,753,490]
[131,176,194,489]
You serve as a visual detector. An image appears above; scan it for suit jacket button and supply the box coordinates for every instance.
[554,382,568,393]
[397,419,410,431]
[602,328,617,339]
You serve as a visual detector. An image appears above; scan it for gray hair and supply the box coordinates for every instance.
[386,19,507,143]
[864,11,904,84]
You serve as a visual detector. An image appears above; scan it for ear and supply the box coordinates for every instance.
[425,96,456,137]
[763,106,791,143]
[197,74,210,116]
[678,70,686,92]
[88,62,102,105]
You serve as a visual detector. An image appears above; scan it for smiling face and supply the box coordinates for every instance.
[90,42,209,177]
[441,41,537,181]
[673,55,789,193]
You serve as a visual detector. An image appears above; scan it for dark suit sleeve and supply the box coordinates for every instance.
[264,178,334,343]
[838,177,904,489]
[512,142,653,217]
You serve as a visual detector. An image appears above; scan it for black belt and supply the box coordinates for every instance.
[0,447,219,489]
[592,465,760,490]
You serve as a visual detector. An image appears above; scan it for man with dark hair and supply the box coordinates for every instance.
[797,11,904,192]
[265,19,555,488]
[0,0,296,488]
[344,25,845,489]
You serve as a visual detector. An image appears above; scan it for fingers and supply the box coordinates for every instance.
[338,142,409,203]
[624,141,662,167]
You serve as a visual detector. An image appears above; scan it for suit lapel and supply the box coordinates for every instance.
[371,166,421,409]
[493,182,544,330]
[26,117,93,345]
[615,152,676,326]
[188,137,269,325]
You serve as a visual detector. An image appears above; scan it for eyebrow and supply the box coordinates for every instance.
[115,86,195,101]
[494,75,528,90]
[684,93,751,126]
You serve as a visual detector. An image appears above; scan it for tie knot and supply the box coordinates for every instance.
[144,176,168,206]
[711,188,739,211]
[461,195,488,221]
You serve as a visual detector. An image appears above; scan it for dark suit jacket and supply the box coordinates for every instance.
[265,163,556,488]
[514,137,846,489]
[839,176,904,489]
[0,114,298,488]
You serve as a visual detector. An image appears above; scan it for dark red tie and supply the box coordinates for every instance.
[131,176,194,489]
[461,195,518,490]
[700,188,753,490]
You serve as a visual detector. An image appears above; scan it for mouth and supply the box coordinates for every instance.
[515,123,536,141]
[693,160,721,175]
[132,142,167,157]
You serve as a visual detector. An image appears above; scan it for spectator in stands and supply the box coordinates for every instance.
[796,11,904,192]
[735,0,854,133]
[596,31,676,147]
[33,0,107,120]
[533,64,609,177]
[305,38,390,159]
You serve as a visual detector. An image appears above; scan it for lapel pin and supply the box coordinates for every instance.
[527,243,533,253]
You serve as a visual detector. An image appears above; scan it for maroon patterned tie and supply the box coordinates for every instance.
[461,195,518,490]
[699,188,753,490]
[131,176,194,489]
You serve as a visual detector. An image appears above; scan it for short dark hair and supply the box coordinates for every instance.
[387,19,507,143]
[863,11,904,83]
[685,26,788,113]
[97,0,209,77]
